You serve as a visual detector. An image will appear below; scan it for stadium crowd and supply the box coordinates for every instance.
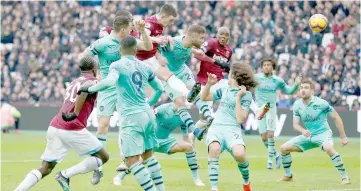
[1,1,360,109]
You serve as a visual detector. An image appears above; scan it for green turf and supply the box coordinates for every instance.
[1,132,360,191]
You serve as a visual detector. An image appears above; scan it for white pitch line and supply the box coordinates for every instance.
[307,189,360,191]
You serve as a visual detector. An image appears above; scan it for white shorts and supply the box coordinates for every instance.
[41,126,103,163]
[143,56,161,71]
[201,79,229,113]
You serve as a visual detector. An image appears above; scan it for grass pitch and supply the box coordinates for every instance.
[1,132,360,191]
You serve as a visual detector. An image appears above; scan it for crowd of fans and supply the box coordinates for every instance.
[1,1,360,109]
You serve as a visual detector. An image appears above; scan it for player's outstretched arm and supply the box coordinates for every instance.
[280,75,302,94]
[135,20,153,51]
[329,111,348,146]
[148,76,164,106]
[235,86,249,124]
[200,73,217,101]
[86,72,118,93]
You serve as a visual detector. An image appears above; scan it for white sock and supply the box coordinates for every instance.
[167,75,189,95]
[15,169,42,191]
[62,157,102,178]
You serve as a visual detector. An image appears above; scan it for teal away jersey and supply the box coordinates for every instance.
[254,72,299,108]
[212,86,253,128]
[159,35,192,74]
[109,55,155,116]
[293,96,334,135]
[154,103,188,139]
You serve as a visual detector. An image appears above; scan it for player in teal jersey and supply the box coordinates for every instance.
[79,36,166,191]
[78,14,153,183]
[158,25,214,140]
[201,63,257,191]
[279,79,350,184]
[113,102,205,187]
[254,57,302,169]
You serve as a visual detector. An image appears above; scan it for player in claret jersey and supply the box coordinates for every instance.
[14,56,109,191]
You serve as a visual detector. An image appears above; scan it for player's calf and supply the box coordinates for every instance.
[322,143,350,183]
[232,145,251,189]
[208,142,221,190]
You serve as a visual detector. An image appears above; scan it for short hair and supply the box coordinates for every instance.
[300,79,315,89]
[159,4,177,17]
[260,57,277,70]
[115,9,133,20]
[121,35,137,51]
[231,62,258,90]
[186,25,206,34]
[113,15,132,32]
[79,56,97,71]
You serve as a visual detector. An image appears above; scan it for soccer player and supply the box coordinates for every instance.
[201,63,257,191]
[158,24,214,139]
[14,56,109,191]
[78,35,165,191]
[78,15,152,183]
[279,79,350,184]
[136,4,194,99]
[254,57,301,169]
[113,102,205,187]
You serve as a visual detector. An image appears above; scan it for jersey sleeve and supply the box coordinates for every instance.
[278,78,299,94]
[109,62,121,76]
[212,87,226,101]
[240,92,252,112]
[200,39,214,53]
[293,103,301,121]
[323,100,335,116]
[88,39,106,56]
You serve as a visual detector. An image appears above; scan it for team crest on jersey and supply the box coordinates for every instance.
[202,41,208,47]
[89,44,95,50]
[145,23,151,29]
[313,104,320,110]
[99,106,104,111]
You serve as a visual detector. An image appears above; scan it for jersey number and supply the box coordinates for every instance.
[184,73,191,80]
[64,82,81,103]
[132,71,143,94]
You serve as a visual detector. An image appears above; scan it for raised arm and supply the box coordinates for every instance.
[280,76,302,94]
[200,73,218,101]
[135,20,153,51]
[235,86,251,124]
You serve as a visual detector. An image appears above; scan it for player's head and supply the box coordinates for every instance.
[79,56,98,77]
[299,79,315,99]
[158,4,177,27]
[115,9,133,21]
[120,35,138,56]
[216,27,230,46]
[113,15,133,36]
[228,62,258,90]
[186,25,206,48]
[260,57,277,74]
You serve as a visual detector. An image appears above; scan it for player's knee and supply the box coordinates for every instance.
[322,144,335,155]
[39,162,56,177]
[184,143,193,152]
[174,97,186,108]
[267,131,274,138]
[233,150,247,163]
[280,144,290,154]
[208,142,221,157]
[261,134,268,142]
[98,118,110,131]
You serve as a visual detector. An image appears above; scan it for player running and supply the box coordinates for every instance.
[201,63,257,191]
[79,36,165,191]
[113,102,205,187]
[15,56,109,191]
[279,79,350,184]
[78,14,152,183]
[158,24,214,140]
[136,4,196,100]
[254,57,301,169]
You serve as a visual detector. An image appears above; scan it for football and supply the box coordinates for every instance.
[308,14,328,33]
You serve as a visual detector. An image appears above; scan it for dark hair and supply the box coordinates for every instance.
[115,9,133,21]
[159,4,177,17]
[300,79,315,89]
[79,56,97,71]
[121,35,137,50]
[186,24,206,34]
[260,57,277,70]
[231,62,258,90]
[113,15,132,32]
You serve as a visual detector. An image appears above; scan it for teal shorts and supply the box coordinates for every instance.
[286,130,333,152]
[164,66,195,101]
[258,107,277,134]
[206,126,245,153]
[119,110,157,157]
[154,137,177,155]
[97,88,117,117]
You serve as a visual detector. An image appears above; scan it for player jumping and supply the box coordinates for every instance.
[254,57,301,169]
[201,63,257,191]
[113,102,205,187]
[78,36,165,191]
[279,79,351,184]
[78,14,152,183]
[14,56,109,191]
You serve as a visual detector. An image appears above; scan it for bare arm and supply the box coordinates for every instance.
[74,92,88,115]
[148,77,164,106]
[329,111,347,138]
[235,98,248,124]
[293,118,309,136]
[200,83,213,101]
[88,72,118,93]
[136,21,153,51]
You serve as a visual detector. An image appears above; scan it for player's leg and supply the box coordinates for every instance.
[266,108,280,169]
[232,145,251,191]
[279,135,309,181]
[174,97,196,132]
[206,128,223,191]
[258,115,270,168]
[316,131,350,184]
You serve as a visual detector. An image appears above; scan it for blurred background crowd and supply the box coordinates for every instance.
[1,1,360,110]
